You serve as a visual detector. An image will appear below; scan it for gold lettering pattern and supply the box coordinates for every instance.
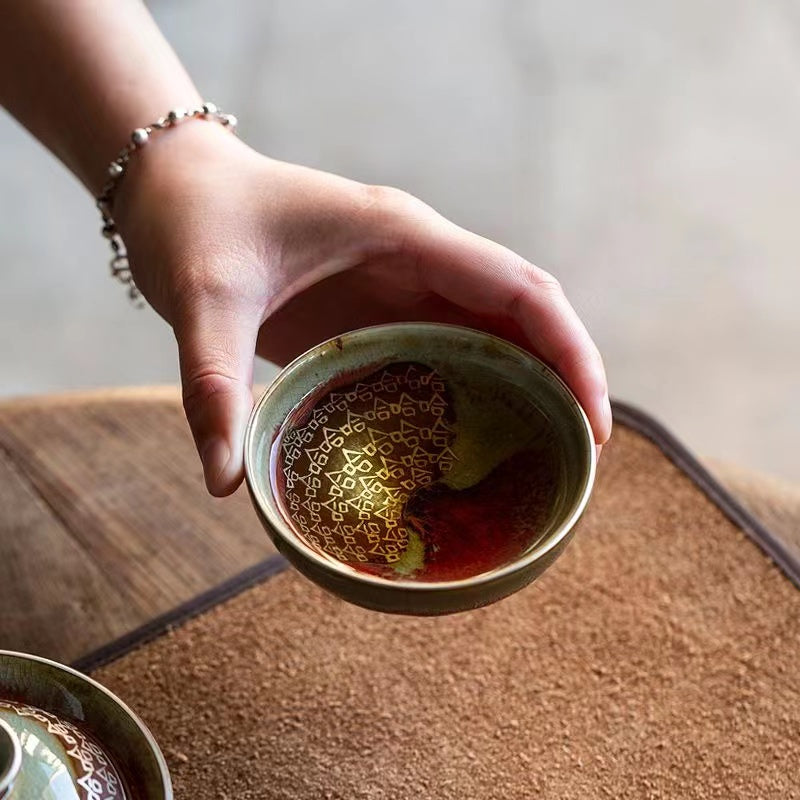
[0,700,125,799]
[280,363,457,565]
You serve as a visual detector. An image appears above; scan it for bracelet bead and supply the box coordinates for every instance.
[96,101,236,305]
[131,128,149,146]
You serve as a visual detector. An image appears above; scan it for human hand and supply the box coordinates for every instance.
[115,121,611,496]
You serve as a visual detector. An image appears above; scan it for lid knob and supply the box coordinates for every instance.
[0,720,21,799]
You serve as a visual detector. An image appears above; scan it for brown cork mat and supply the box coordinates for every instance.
[79,407,800,799]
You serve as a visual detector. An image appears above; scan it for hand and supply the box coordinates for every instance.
[115,121,611,497]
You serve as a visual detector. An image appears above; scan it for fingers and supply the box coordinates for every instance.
[174,299,260,496]
[414,220,612,445]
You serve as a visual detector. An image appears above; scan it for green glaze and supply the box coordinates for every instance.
[0,707,86,800]
[392,528,425,577]
[440,366,554,491]
[245,323,596,616]
[0,652,171,800]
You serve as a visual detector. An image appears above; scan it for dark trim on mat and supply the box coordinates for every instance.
[613,401,800,589]
[73,401,800,674]
[72,554,290,674]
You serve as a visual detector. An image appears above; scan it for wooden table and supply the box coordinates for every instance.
[0,388,275,663]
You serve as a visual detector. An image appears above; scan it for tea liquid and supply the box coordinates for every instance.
[272,361,565,581]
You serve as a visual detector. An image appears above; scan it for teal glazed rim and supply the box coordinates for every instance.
[0,650,172,799]
[244,323,596,615]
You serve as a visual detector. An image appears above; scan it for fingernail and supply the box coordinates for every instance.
[603,393,612,432]
[201,437,230,494]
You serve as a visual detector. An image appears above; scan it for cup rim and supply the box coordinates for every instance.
[244,322,596,593]
[0,650,172,799]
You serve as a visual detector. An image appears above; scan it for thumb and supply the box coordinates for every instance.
[175,301,259,497]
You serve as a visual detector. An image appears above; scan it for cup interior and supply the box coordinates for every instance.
[246,324,595,589]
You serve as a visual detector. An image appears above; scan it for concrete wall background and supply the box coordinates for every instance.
[2,0,798,480]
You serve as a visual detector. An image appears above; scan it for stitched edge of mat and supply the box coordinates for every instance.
[72,401,800,674]
[72,555,290,673]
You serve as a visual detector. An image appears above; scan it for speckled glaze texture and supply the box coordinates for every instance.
[0,652,171,800]
[245,323,595,615]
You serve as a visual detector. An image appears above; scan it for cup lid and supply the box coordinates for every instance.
[0,699,126,799]
[0,651,171,799]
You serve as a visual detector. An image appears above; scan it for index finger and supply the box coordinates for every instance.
[411,219,612,445]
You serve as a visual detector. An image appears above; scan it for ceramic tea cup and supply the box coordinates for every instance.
[245,323,596,615]
[0,651,171,799]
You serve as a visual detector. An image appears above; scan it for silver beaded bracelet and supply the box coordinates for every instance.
[96,102,237,305]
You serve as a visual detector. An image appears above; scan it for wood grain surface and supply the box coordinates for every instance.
[0,388,274,664]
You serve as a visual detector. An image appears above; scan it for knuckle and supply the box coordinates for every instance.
[361,184,434,221]
[172,253,247,308]
[357,185,440,254]
[525,263,563,295]
[506,261,564,316]
[181,368,241,420]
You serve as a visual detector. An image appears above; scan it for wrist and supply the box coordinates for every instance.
[95,104,251,307]
[111,110,246,236]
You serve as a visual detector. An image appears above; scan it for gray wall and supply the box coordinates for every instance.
[2,0,798,480]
